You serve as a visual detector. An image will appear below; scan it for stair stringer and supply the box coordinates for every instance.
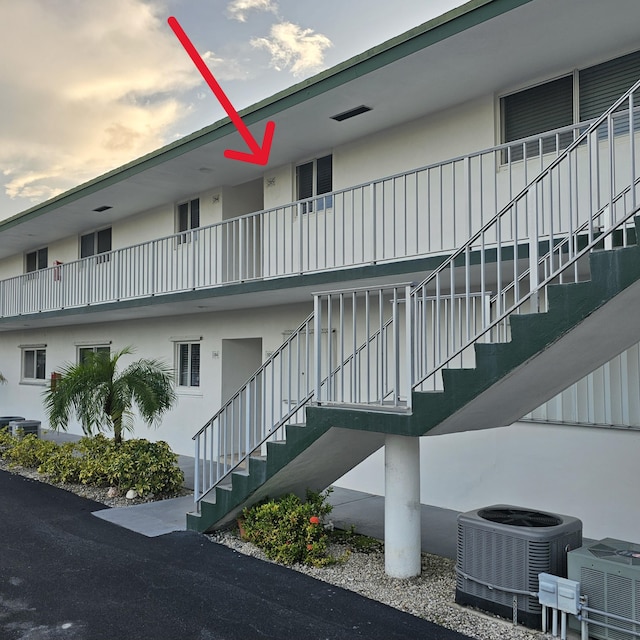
[187,226,640,533]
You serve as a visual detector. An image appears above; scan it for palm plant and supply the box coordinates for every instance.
[43,347,177,445]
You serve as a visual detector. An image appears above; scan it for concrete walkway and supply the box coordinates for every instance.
[42,429,460,558]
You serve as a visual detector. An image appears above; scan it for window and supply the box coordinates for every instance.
[22,347,46,381]
[78,345,110,364]
[177,199,200,231]
[502,76,574,159]
[81,227,112,260]
[177,343,200,387]
[501,49,640,159]
[296,154,332,213]
[25,247,48,273]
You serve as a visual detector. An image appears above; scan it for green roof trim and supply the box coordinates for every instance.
[0,0,533,233]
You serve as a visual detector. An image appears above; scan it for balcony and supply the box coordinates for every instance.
[0,113,635,321]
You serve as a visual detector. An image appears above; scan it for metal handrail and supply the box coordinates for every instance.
[412,76,640,391]
[0,116,617,319]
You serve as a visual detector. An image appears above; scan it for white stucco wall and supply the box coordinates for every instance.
[0,301,311,456]
[334,96,495,190]
[334,421,640,543]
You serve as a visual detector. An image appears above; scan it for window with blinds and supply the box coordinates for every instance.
[178,342,200,387]
[501,48,640,159]
[296,154,333,213]
[502,76,574,160]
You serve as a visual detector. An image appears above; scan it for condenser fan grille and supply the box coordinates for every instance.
[478,508,562,527]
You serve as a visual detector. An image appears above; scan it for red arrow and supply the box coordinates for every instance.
[168,16,275,166]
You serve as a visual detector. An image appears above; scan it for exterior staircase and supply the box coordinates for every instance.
[187,78,640,533]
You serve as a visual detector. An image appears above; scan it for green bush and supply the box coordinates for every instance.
[3,433,57,468]
[241,489,335,567]
[38,441,83,484]
[105,439,184,496]
[0,432,184,497]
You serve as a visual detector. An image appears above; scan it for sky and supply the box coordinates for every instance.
[0,0,468,220]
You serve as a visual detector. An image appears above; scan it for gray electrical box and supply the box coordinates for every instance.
[538,573,558,608]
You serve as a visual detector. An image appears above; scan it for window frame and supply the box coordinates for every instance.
[500,48,640,158]
[176,198,200,244]
[296,154,333,214]
[21,346,47,383]
[77,345,111,364]
[80,227,112,262]
[25,247,48,273]
[176,342,201,389]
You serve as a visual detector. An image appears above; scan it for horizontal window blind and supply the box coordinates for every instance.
[503,75,574,143]
[580,49,640,120]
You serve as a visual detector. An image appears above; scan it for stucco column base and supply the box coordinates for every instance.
[384,434,421,578]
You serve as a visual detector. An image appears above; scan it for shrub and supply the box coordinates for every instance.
[0,433,184,497]
[3,433,57,468]
[241,489,335,566]
[37,441,83,484]
[105,439,184,496]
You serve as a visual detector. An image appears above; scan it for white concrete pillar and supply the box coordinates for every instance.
[384,434,421,578]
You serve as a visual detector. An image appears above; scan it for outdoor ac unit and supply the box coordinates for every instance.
[568,538,640,640]
[9,420,40,438]
[456,505,583,628]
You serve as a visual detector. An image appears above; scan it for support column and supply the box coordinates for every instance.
[384,434,421,578]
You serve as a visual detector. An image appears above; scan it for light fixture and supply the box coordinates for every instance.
[331,105,372,122]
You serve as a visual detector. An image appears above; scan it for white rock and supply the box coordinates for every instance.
[125,489,138,500]
[107,487,119,498]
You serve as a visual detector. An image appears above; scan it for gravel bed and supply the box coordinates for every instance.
[207,529,552,640]
[2,460,553,640]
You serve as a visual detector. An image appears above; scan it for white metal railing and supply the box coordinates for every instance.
[193,313,315,501]
[0,118,613,319]
[411,78,640,394]
[192,282,414,501]
[313,284,413,409]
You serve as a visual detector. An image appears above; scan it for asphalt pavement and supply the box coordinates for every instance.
[0,469,471,640]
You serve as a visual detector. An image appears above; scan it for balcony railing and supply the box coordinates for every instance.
[0,113,631,319]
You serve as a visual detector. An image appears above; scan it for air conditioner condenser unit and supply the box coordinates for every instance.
[456,505,583,628]
[568,538,640,640]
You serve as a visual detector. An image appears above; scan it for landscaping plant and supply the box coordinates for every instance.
[0,432,184,497]
[43,346,176,445]
[241,489,336,566]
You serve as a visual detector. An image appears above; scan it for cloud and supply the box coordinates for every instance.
[227,0,279,23]
[251,22,332,76]
[0,0,227,206]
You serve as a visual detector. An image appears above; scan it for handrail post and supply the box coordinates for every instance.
[405,284,414,411]
[314,294,322,403]
[194,435,201,506]
[392,287,400,405]
[298,202,304,274]
[245,385,252,460]
[528,185,540,312]
[371,182,377,263]
[239,219,245,281]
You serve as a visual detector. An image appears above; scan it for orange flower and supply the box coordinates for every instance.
[307,544,313,551]
[309,516,320,525]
